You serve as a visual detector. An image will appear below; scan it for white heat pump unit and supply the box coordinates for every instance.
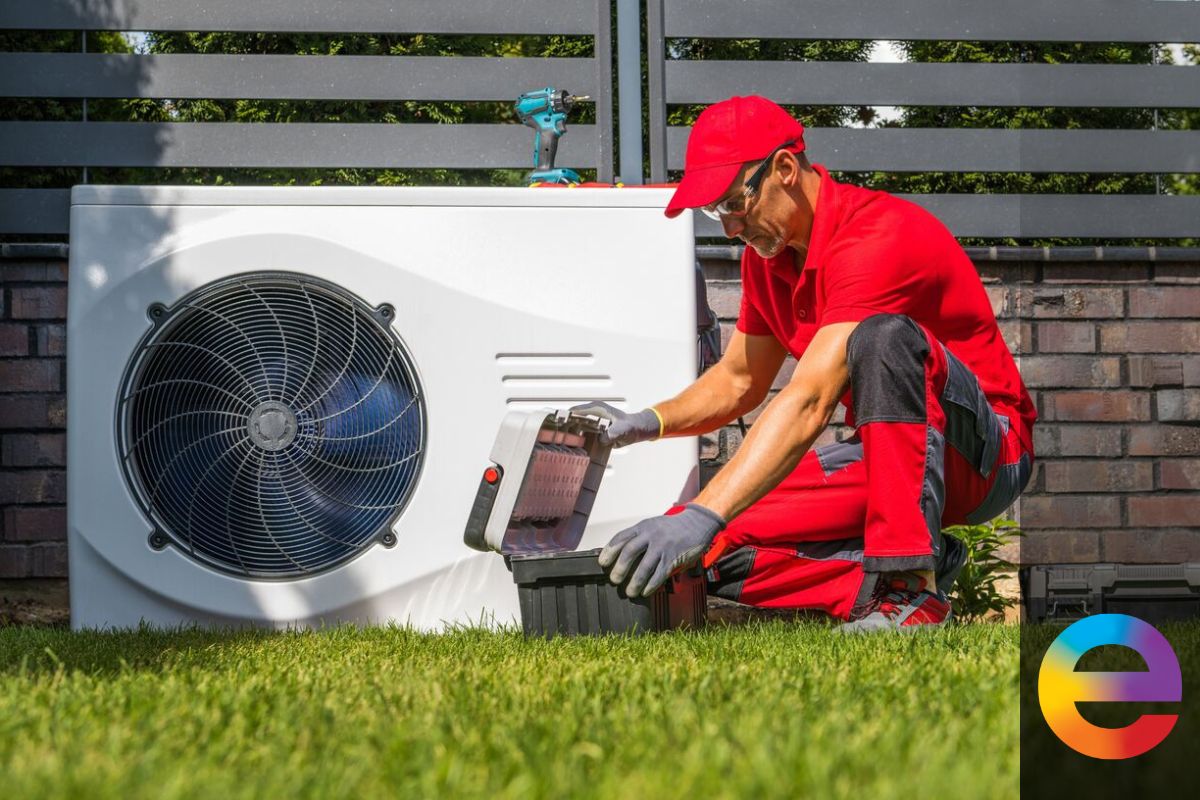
[67,186,698,630]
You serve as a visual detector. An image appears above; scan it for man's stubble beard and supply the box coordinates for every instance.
[750,235,785,259]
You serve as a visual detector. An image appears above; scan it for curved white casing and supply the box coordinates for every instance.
[67,186,699,630]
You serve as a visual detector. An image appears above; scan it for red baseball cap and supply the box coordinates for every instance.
[664,96,806,219]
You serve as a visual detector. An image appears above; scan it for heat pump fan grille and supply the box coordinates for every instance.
[118,273,426,579]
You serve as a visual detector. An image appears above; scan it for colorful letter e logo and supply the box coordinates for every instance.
[1039,614,1181,759]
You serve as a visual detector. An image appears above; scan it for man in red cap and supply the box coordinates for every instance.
[574,95,1036,631]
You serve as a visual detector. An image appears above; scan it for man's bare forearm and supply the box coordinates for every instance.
[653,363,763,438]
[693,382,835,521]
[690,322,857,521]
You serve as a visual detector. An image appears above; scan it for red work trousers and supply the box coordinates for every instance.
[705,314,1032,619]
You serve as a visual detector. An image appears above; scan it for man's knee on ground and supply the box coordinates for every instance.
[845,314,929,424]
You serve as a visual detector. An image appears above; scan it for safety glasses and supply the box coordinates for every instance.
[700,140,797,221]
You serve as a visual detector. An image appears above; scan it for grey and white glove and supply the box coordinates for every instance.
[599,503,727,597]
[568,401,662,448]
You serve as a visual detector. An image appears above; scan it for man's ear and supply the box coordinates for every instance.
[776,150,800,187]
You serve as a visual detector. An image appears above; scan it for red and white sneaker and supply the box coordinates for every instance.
[838,573,952,633]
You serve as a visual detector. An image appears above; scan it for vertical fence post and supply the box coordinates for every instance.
[81,29,88,184]
[616,0,643,183]
[646,0,667,182]
[594,0,615,183]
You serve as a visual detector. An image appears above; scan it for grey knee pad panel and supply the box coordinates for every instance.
[846,314,929,424]
[940,348,1004,479]
[965,451,1034,525]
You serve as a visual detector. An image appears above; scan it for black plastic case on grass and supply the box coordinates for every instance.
[1025,563,1200,623]
[509,548,706,637]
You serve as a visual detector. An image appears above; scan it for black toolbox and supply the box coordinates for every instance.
[510,548,707,637]
[1025,563,1200,623]
[464,409,707,637]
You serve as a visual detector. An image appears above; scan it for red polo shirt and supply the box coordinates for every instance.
[737,164,1036,453]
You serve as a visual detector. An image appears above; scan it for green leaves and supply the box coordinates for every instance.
[944,518,1023,623]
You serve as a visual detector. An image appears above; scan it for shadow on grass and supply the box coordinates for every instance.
[0,594,839,677]
[0,610,1021,678]
[0,622,482,677]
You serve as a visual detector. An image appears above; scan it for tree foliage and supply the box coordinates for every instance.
[664,38,873,182]
[0,30,130,190]
[1172,44,1200,197]
[846,41,1199,245]
[870,41,1174,197]
[115,32,595,187]
[666,38,873,129]
[2,30,1196,238]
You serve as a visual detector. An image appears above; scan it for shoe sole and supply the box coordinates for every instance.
[836,606,954,635]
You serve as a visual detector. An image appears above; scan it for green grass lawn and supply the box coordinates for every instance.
[0,622,1018,800]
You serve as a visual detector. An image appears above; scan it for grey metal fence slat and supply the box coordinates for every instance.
[920,195,1200,239]
[0,0,614,184]
[664,127,1200,174]
[692,195,1200,239]
[616,0,644,183]
[0,189,70,235]
[0,0,597,35]
[646,0,1200,191]
[4,0,1200,240]
[663,0,1200,42]
[0,122,599,169]
[667,61,1200,109]
[647,0,669,183]
[593,0,614,183]
[0,54,598,101]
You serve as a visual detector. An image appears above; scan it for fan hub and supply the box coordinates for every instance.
[247,401,297,451]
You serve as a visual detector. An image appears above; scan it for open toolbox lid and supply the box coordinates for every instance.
[463,408,613,555]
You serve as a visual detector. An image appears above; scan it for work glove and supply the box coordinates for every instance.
[568,401,661,448]
[599,503,726,597]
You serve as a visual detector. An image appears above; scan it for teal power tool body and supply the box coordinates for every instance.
[514,87,589,184]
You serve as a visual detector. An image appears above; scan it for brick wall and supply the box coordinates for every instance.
[0,252,1197,585]
[698,254,1200,568]
[1,255,68,579]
